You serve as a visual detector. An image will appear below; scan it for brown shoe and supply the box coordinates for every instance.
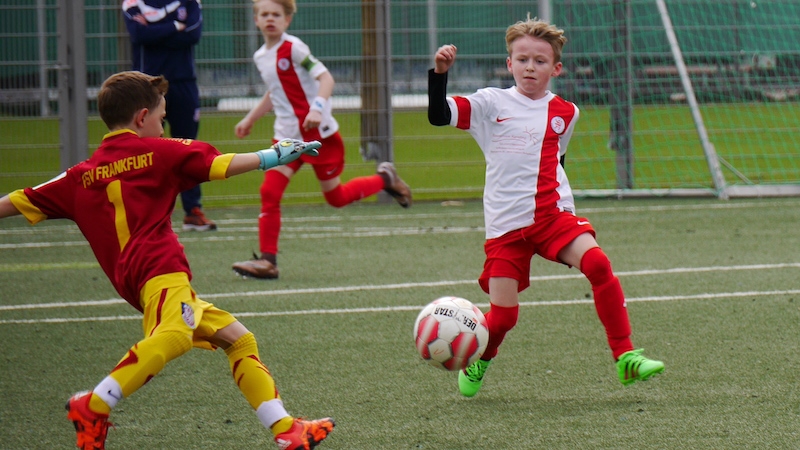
[183,207,217,231]
[377,161,412,208]
[232,254,279,279]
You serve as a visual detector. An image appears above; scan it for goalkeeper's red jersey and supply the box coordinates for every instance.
[9,130,233,311]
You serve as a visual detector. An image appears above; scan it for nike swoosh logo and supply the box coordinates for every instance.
[577,220,590,226]
[496,116,512,123]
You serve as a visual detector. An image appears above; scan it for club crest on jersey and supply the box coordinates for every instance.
[177,7,187,21]
[550,116,566,134]
[278,58,291,71]
[181,302,196,329]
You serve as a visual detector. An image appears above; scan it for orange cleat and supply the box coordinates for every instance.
[65,391,112,450]
[274,417,335,450]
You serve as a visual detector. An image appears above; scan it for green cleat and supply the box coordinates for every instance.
[616,349,664,386]
[458,359,491,397]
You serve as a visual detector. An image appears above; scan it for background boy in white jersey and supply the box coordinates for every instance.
[427,17,664,397]
[231,0,412,279]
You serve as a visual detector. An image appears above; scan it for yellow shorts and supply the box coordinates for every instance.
[139,272,237,350]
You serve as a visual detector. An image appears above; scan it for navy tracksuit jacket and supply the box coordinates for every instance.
[123,0,204,212]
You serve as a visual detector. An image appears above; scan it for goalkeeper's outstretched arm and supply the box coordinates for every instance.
[0,140,321,218]
[0,196,20,219]
[224,139,321,178]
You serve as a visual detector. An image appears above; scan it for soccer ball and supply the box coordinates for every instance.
[413,296,489,371]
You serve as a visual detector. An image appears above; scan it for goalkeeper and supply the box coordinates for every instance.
[0,71,334,450]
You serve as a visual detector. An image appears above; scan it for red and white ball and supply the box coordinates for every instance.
[413,296,489,371]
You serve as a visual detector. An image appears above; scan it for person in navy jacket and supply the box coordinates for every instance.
[123,0,217,231]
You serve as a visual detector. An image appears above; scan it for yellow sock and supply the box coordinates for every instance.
[110,331,192,398]
[271,416,295,436]
[88,393,111,416]
[225,333,279,410]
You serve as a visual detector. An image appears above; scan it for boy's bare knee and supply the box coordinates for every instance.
[209,321,250,349]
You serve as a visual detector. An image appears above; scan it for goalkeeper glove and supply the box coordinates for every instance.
[256,139,321,170]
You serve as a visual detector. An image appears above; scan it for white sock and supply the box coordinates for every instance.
[92,376,123,409]
[256,399,290,429]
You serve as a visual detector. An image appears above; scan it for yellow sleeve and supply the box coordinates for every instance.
[209,153,236,181]
[8,189,47,225]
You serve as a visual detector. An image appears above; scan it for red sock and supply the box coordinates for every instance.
[323,175,385,208]
[481,304,519,360]
[259,170,290,255]
[580,247,633,359]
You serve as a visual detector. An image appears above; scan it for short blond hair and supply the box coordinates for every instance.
[252,0,296,16]
[505,17,567,63]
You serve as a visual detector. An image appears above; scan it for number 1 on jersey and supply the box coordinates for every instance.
[106,180,131,251]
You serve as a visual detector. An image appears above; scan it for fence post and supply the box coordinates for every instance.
[57,0,88,170]
[37,0,49,117]
[609,0,634,189]
[360,0,393,203]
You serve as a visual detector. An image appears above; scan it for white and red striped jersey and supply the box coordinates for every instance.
[253,33,338,140]
[447,87,579,239]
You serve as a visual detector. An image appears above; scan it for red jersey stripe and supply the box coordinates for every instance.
[453,96,471,130]
[276,41,321,140]
[534,97,576,221]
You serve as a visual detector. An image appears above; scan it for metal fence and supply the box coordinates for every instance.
[3,0,800,203]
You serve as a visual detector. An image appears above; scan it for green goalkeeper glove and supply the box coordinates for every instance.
[257,139,321,170]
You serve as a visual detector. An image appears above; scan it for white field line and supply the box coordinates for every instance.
[2,263,799,325]
[2,289,799,326]
[0,197,794,249]
[1,199,797,241]
[0,211,486,237]
[0,226,482,249]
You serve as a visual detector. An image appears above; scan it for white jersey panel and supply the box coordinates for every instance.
[449,87,579,239]
[253,33,338,139]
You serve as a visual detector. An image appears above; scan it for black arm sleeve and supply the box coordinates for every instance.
[427,69,451,126]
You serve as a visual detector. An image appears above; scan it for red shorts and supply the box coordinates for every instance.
[478,212,596,293]
[282,131,345,181]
